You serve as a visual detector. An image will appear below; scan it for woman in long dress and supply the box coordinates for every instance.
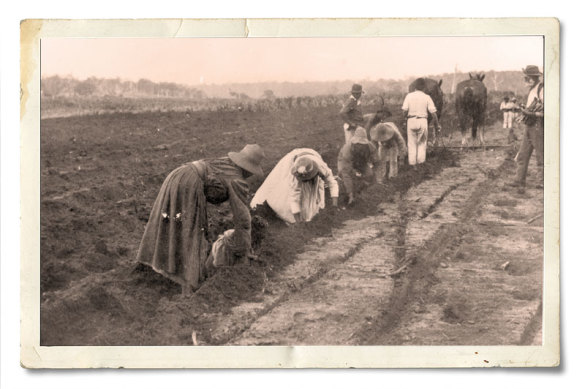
[251,148,339,224]
[136,144,265,293]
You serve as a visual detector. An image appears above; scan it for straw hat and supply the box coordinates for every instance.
[228,144,265,177]
[370,123,394,142]
[291,156,318,181]
[350,127,370,145]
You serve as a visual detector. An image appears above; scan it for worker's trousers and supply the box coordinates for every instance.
[514,120,544,186]
[375,143,400,182]
[407,118,428,165]
[503,111,514,129]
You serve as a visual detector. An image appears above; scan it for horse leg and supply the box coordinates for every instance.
[471,116,478,146]
[459,116,467,147]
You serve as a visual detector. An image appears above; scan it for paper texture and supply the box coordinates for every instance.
[21,18,560,368]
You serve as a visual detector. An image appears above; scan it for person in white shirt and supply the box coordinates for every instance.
[500,96,515,129]
[501,96,518,145]
[250,148,339,224]
[401,78,441,166]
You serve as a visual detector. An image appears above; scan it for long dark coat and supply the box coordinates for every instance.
[136,157,251,291]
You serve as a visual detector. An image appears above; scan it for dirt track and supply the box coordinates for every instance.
[39,106,542,346]
[214,133,543,346]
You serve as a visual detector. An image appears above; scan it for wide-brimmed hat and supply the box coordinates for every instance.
[351,84,363,94]
[350,127,370,145]
[370,123,396,142]
[291,156,318,181]
[228,144,265,177]
[522,65,542,77]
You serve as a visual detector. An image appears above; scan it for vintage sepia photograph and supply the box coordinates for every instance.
[20,18,560,368]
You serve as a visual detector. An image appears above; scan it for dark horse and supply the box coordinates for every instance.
[408,78,444,142]
[455,73,488,146]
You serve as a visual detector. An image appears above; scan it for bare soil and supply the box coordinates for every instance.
[40,106,542,346]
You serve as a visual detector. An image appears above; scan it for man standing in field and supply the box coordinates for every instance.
[506,65,544,193]
[500,96,516,143]
[340,84,365,143]
[401,78,441,167]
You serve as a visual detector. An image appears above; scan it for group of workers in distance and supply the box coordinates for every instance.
[136,67,544,293]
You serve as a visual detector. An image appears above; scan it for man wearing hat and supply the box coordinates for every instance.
[340,84,365,143]
[507,65,544,192]
[136,144,265,293]
[337,127,378,205]
[251,148,339,224]
[370,122,407,182]
[401,78,442,167]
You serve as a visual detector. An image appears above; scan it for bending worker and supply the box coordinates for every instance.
[136,144,265,294]
[337,127,378,205]
[251,148,339,224]
[370,122,407,182]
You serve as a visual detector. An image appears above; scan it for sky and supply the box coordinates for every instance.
[41,36,544,85]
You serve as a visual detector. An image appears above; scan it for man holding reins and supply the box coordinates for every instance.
[506,65,544,193]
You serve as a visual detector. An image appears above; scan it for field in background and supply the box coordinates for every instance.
[41,89,524,134]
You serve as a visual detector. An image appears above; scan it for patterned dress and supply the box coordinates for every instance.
[136,157,251,291]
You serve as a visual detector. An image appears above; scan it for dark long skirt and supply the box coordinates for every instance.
[136,163,209,291]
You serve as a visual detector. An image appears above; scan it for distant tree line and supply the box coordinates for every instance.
[41,75,207,99]
[42,70,529,101]
[196,70,528,99]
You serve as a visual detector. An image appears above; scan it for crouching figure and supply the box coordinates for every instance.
[370,122,407,182]
[337,127,378,205]
[251,148,339,224]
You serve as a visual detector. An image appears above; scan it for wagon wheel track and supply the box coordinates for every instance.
[354,160,507,345]
[205,149,504,345]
